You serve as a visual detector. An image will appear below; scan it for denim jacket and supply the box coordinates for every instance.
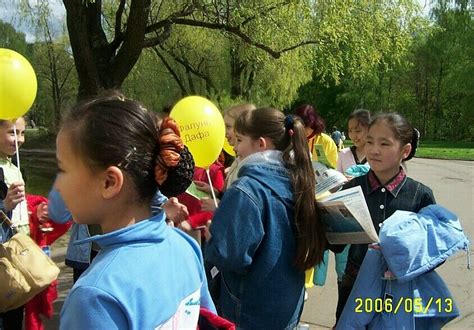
[48,187,168,269]
[205,150,305,329]
[344,170,435,273]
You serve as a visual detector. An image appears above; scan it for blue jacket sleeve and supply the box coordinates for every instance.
[60,286,127,330]
[205,185,264,274]
[48,187,72,224]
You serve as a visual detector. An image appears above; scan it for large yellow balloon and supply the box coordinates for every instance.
[171,96,225,168]
[223,137,236,156]
[0,48,37,120]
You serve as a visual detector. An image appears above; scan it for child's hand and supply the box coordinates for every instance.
[201,197,219,212]
[194,181,212,194]
[203,220,212,241]
[36,202,49,223]
[369,243,381,250]
[4,181,25,211]
[178,220,193,234]
[163,197,189,225]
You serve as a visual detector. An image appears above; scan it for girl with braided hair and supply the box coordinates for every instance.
[205,107,327,328]
[55,92,215,329]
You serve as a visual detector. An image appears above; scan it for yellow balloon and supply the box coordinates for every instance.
[223,137,236,156]
[170,96,225,168]
[0,48,37,120]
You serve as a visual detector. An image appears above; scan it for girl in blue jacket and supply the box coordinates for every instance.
[205,107,327,329]
[56,92,214,329]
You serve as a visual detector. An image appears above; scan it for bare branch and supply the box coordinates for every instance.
[169,18,319,58]
[113,0,126,44]
[170,18,281,58]
[143,22,172,47]
[145,4,196,34]
[160,45,216,92]
[241,2,288,26]
[151,47,187,96]
[279,40,319,54]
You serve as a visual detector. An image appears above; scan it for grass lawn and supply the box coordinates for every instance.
[416,141,474,161]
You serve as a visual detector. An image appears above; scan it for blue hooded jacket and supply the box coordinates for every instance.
[60,211,215,329]
[205,150,305,329]
[48,187,168,269]
[337,205,470,329]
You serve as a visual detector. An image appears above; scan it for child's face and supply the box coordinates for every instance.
[234,133,262,160]
[224,114,236,146]
[55,130,104,225]
[348,118,368,148]
[0,118,26,159]
[365,121,411,179]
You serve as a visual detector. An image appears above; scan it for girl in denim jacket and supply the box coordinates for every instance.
[335,112,436,323]
[206,108,327,329]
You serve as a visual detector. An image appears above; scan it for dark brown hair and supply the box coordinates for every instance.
[294,104,326,135]
[348,109,371,128]
[234,107,326,271]
[60,91,193,202]
[369,112,419,161]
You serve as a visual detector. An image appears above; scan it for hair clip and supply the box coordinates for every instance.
[117,146,136,169]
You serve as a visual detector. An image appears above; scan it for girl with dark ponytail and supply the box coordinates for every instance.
[205,107,326,328]
[335,112,436,322]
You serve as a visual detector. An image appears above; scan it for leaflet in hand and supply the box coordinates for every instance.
[313,144,332,168]
[313,161,347,198]
[185,182,210,200]
[317,185,378,244]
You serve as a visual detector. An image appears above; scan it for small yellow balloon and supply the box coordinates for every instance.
[0,48,37,120]
[223,137,236,156]
[171,96,225,168]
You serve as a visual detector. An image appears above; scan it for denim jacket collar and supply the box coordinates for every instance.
[368,168,407,197]
[238,150,283,170]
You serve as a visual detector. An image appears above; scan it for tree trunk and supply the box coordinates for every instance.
[63,0,151,100]
[230,45,244,98]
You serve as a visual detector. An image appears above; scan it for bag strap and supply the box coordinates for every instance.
[0,210,17,235]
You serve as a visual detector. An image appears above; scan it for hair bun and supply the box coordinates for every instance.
[159,145,195,197]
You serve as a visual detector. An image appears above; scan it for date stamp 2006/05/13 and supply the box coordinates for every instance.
[354,296,453,314]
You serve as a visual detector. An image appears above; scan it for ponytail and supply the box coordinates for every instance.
[283,115,326,271]
[403,128,419,161]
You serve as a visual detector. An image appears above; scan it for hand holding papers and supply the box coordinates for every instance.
[185,182,210,200]
[313,161,348,198]
[317,186,379,245]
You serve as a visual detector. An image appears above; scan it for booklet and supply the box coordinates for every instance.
[185,182,211,200]
[313,161,348,198]
[317,186,378,244]
[313,144,332,168]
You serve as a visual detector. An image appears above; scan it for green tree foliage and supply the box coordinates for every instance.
[18,0,78,130]
[405,0,474,140]
[295,1,473,141]
[0,20,29,55]
[293,0,424,126]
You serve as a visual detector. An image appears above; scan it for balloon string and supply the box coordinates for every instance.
[206,168,218,208]
[13,123,23,221]
[13,123,21,177]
